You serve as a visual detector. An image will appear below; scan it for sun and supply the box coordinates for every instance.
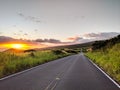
[11,44,24,49]
[3,43,28,50]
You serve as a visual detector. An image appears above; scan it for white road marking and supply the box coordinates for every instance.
[44,56,74,90]
[87,57,120,88]
[56,77,60,80]
[51,81,58,90]
[0,56,72,81]
[0,64,44,81]
[44,79,55,90]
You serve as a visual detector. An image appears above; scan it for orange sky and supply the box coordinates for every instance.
[0,41,48,51]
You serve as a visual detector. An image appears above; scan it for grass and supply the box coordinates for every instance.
[86,43,120,84]
[0,48,80,78]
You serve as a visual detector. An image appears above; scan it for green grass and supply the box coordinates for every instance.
[0,49,78,78]
[86,43,120,84]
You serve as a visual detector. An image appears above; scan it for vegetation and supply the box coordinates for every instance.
[92,35,120,50]
[0,48,80,78]
[86,35,120,84]
[42,41,93,50]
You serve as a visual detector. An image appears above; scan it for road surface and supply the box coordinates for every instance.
[0,53,119,90]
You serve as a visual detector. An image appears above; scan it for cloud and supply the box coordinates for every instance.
[0,36,62,44]
[0,36,15,43]
[67,32,120,44]
[83,32,120,40]
[0,36,64,48]
[18,13,24,17]
[35,38,61,43]
[0,32,119,50]
[0,36,34,44]
[67,36,83,42]
[83,33,98,38]
[17,13,41,23]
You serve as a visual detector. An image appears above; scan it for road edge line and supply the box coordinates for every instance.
[0,55,73,81]
[0,64,41,81]
[87,57,120,88]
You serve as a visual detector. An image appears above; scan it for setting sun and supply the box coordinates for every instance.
[2,43,29,50]
[11,44,25,49]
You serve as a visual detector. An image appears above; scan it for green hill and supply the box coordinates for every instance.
[92,34,120,50]
[86,34,120,84]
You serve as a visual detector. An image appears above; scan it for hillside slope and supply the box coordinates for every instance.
[86,35,120,84]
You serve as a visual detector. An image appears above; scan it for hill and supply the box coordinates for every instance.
[4,48,24,53]
[92,34,120,50]
[86,34,120,84]
[37,41,93,51]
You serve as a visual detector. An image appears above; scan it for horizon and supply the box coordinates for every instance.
[0,33,120,51]
[0,0,120,50]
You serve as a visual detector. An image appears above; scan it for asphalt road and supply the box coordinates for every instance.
[0,53,119,90]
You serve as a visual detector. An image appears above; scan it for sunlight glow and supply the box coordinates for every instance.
[3,43,28,50]
[11,44,24,49]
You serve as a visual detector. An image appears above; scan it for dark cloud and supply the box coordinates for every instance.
[83,32,120,40]
[83,33,98,37]
[18,13,24,17]
[0,36,15,42]
[17,13,41,23]
[99,32,119,39]
[67,36,83,41]
[0,36,31,44]
[0,36,61,44]
[27,16,41,23]
[35,38,61,43]
[67,32,120,44]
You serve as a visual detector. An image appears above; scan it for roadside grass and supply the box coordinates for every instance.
[86,43,120,84]
[0,49,79,78]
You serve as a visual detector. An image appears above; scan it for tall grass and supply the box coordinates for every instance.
[86,43,120,84]
[0,49,76,78]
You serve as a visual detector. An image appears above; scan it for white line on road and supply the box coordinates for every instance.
[0,64,43,81]
[51,81,58,90]
[87,57,120,88]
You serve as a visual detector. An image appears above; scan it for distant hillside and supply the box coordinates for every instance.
[4,48,24,53]
[92,34,120,50]
[38,41,94,51]
[4,41,93,53]
[57,42,93,49]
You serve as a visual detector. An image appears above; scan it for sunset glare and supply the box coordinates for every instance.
[11,44,25,49]
[3,43,28,50]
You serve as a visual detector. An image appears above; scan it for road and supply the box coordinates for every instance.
[0,53,119,90]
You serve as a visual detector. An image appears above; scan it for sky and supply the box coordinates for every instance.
[0,0,120,50]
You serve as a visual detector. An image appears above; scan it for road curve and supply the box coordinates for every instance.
[0,53,119,90]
